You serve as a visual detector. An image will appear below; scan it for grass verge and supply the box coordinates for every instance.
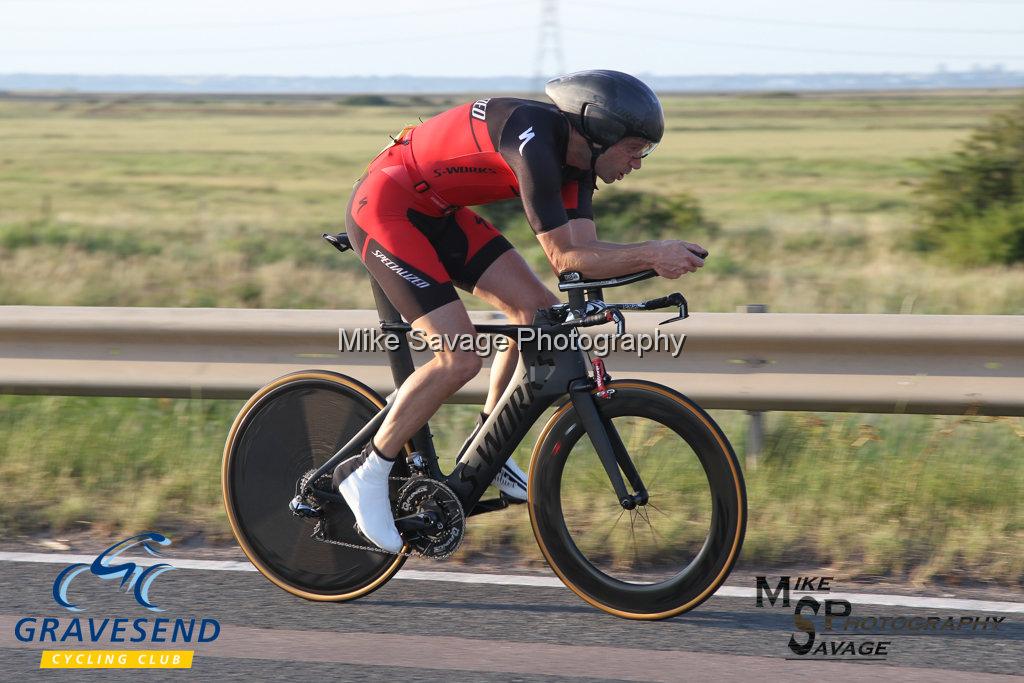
[1,394,1019,584]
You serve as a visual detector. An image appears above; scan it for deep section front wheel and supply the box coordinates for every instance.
[528,380,746,620]
[222,370,409,601]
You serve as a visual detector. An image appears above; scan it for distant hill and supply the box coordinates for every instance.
[2,69,1023,94]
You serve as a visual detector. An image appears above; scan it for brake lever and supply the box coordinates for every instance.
[610,308,625,335]
[585,300,626,335]
[658,293,689,325]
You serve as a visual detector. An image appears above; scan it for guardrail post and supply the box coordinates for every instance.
[746,409,764,470]
[739,304,768,470]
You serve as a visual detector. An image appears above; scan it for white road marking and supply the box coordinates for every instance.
[0,550,258,573]
[1,551,1021,613]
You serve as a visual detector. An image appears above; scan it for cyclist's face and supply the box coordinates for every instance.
[595,137,654,184]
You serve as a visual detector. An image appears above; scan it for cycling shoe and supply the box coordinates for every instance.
[333,444,404,553]
[458,411,529,502]
[494,458,528,502]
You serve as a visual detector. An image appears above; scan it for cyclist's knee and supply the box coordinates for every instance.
[505,292,559,324]
[437,350,483,385]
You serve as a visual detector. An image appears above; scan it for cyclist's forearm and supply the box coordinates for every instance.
[557,240,656,279]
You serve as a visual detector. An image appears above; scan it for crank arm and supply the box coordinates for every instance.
[394,511,443,533]
[466,497,512,517]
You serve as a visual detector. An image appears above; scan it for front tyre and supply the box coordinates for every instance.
[528,380,746,620]
[222,370,409,601]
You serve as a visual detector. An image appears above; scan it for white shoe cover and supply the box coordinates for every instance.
[336,450,404,553]
[494,458,528,501]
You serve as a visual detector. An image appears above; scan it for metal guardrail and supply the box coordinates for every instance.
[0,306,1021,415]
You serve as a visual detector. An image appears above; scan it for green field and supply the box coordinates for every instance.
[1,90,1022,313]
[0,91,1022,583]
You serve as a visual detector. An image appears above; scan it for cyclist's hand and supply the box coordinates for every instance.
[650,240,707,279]
[682,241,709,259]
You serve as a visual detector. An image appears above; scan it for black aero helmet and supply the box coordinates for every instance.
[545,69,664,158]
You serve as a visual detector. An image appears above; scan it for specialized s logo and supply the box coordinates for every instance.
[357,196,368,213]
[52,532,177,613]
[518,127,535,155]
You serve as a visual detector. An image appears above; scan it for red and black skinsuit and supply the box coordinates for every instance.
[346,97,594,322]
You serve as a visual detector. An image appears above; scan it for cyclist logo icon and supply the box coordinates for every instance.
[52,532,177,613]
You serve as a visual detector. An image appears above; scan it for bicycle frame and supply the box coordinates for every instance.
[304,274,649,518]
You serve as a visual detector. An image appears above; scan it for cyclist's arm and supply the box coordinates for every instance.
[498,106,586,234]
[536,219,706,279]
[536,219,653,277]
[497,104,705,279]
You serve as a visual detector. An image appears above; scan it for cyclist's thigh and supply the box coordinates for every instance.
[418,207,515,294]
[443,209,557,314]
[346,175,460,324]
[473,249,559,316]
[410,298,476,349]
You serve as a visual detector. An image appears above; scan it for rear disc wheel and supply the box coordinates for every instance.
[222,370,409,601]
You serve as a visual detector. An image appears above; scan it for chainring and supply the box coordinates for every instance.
[396,478,465,560]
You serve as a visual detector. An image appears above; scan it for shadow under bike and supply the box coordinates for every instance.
[222,232,746,620]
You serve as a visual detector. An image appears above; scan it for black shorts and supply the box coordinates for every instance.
[346,163,515,322]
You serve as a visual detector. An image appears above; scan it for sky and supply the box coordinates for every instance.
[2,0,1023,77]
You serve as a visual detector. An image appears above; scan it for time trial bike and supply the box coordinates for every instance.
[221,232,746,620]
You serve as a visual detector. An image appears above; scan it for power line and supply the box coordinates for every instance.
[886,0,1024,4]
[569,25,1024,61]
[0,25,531,56]
[569,0,1024,36]
[4,1,509,32]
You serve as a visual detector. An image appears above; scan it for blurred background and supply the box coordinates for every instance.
[0,0,1021,586]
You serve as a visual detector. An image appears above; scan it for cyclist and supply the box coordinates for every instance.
[334,70,708,552]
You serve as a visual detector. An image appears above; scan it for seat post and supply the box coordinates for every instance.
[367,276,416,389]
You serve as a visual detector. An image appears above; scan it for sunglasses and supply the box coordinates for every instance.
[629,140,659,159]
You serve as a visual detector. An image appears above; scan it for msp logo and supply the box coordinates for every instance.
[756,575,1006,661]
[53,532,176,612]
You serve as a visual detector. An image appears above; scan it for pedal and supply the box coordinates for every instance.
[288,495,322,518]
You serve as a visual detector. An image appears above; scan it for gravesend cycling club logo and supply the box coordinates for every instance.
[13,531,221,670]
[53,532,176,612]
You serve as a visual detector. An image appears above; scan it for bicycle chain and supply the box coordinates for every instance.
[312,521,421,559]
[309,475,458,560]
